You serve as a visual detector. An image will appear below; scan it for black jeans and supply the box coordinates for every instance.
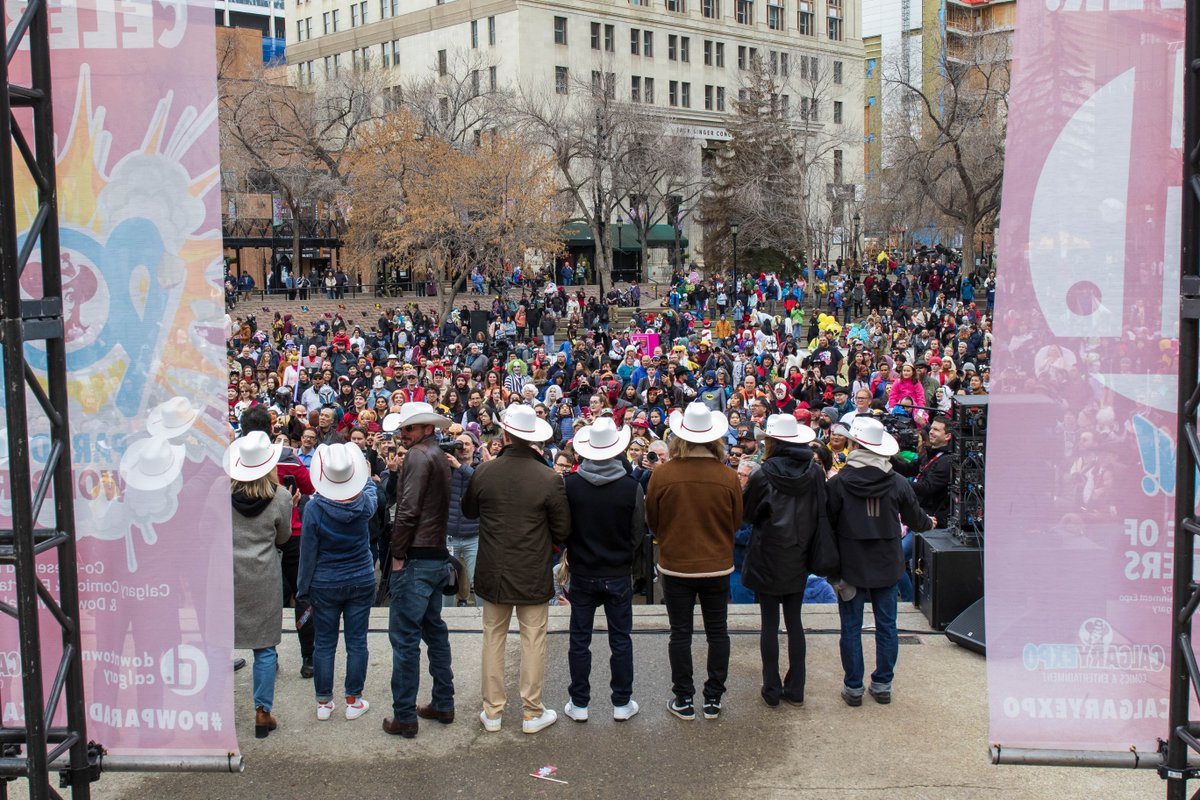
[661,574,730,702]
[758,591,806,703]
[567,575,634,707]
[279,537,314,660]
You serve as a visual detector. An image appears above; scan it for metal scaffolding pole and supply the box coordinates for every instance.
[1164,1,1200,797]
[0,0,94,794]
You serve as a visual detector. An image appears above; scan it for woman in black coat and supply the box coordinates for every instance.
[741,415,825,707]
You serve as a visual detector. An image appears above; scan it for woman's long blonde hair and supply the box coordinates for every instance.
[231,468,279,500]
[667,434,725,461]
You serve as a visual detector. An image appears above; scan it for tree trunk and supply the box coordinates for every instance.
[439,269,467,321]
[960,217,977,277]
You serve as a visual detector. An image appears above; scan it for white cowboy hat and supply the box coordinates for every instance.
[121,436,186,491]
[381,412,402,433]
[845,416,899,457]
[311,442,370,501]
[223,431,283,483]
[146,397,199,440]
[668,402,729,444]
[499,403,553,442]
[573,417,632,461]
[757,413,816,445]
[390,401,450,430]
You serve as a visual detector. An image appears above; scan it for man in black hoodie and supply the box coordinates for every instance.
[561,418,646,723]
[827,417,934,707]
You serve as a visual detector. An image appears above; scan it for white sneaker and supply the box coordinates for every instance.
[316,701,335,721]
[522,708,558,734]
[479,711,502,732]
[345,697,370,720]
[613,700,640,721]
[564,701,588,722]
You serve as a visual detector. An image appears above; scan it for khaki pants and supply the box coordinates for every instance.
[481,601,548,719]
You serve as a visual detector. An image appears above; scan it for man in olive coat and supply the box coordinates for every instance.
[462,405,570,735]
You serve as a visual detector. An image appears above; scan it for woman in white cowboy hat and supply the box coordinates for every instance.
[826,415,934,707]
[225,430,294,739]
[645,401,742,722]
[297,442,378,723]
[742,414,824,707]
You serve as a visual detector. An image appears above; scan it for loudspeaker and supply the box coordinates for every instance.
[951,396,988,544]
[914,530,983,630]
[945,598,986,655]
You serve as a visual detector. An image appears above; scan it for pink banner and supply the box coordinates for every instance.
[0,0,237,754]
[986,0,1185,751]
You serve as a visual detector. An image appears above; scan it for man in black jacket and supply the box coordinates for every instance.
[894,415,954,524]
[562,418,646,723]
[827,417,934,708]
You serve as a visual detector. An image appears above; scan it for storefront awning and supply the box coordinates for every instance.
[561,221,688,252]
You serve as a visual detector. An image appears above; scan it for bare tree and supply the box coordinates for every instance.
[883,37,1009,272]
[393,49,508,146]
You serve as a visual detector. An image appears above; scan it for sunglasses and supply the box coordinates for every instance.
[400,424,420,432]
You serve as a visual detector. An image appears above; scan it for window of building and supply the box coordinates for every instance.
[489,65,497,89]
[556,66,569,94]
[322,11,330,33]
[798,0,813,34]
[554,16,568,45]
[379,0,388,19]
[350,4,358,27]
[669,80,678,107]
[304,17,311,39]
[631,75,642,102]
[438,49,447,75]
[592,70,602,92]
[667,0,685,10]
[381,41,390,67]
[716,41,725,67]
[716,86,726,110]
[591,21,601,49]
[644,77,655,103]
[471,68,480,95]
[768,1,783,30]
[324,55,334,78]
[833,60,843,84]
[643,30,653,57]
[488,16,496,45]
[780,93,789,115]
[750,46,758,65]
[769,50,778,74]
[833,100,843,124]
[605,24,615,51]
[668,34,677,61]
[737,45,746,69]
[631,28,640,55]
[605,72,616,99]
[681,82,691,108]
[801,54,817,79]
[833,149,843,183]
[681,36,690,62]
[781,52,789,76]
[704,39,713,65]
[705,84,713,110]
[702,0,719,17]
[296,19,304,40]
[827,0,842,41]
[439,96,450,123]
[738,87,748,102]
[736,0,752,24]
[332,9,340,30]
[471,19,479,48]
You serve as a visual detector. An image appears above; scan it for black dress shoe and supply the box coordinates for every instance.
[416,703,455,724]
[382,717,418,738]
[300,658,314,679]
[233,658,247,672]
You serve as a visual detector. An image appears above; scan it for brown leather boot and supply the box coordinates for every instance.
[255,706,277,739]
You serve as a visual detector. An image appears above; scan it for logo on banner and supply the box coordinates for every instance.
[1022,617,1166,672]
[0,650,18,677]
[159,645,209,697]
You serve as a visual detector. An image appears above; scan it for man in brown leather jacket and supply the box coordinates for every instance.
[381,402,454,739]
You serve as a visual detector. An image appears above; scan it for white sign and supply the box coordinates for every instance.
[668,124,732,141]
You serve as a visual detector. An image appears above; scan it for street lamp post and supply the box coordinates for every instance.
[852,212,861,267]
[730,218,739,307]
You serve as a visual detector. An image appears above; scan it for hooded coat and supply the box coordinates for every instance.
[825,449,933,588]
[563,458,646,578]
[232,487,293,650]
[297,480,380,600]
[740,444,828,595]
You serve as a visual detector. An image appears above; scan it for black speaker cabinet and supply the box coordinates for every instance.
[945,598,986,655]
[914,530,983,630]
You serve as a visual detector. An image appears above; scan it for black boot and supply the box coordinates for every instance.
[300,657,313,679]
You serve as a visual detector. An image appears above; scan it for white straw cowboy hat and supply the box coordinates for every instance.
[573,417,632,461]
[390,401,450,430]
[121,436,186,491]
[311,442,370,501]
[223,431,283,483]
[500,403,553,442]
[845,415,899,457]
[757,413,816,445]
[146,396,199,440]
[668,401,729,444]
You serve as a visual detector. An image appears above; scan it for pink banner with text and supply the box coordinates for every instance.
[0,0,237,755]
[986,0,1185,752]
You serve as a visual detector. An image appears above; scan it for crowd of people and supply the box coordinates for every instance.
[224,250,987,739]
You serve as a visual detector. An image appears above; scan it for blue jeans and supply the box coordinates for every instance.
[837,583,899,694]
[445,535,479,607]
[252,646,277,711]
[309,582,376,702]
[567,575,634,707]
[898,532,914,603]
[388,559,455,722]
[543,334,555,352]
